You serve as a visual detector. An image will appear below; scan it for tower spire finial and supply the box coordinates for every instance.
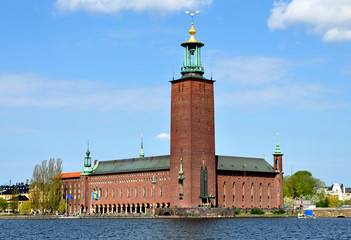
[139,134,145,158]
[86,136,90,157]
[185,10,200,43]
[274,132,282,154]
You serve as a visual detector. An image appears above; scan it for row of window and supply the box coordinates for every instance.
[89,177,169,185]
[91,171,168,179]
[94,185,163,200]
[222,182,279,208]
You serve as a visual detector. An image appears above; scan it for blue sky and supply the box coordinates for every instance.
[1,0,350,187]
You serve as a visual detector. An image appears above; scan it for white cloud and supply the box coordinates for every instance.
[156,133,170,140]
[213,56,287,86]
[268,0,351,42]
[217,83,346,110]
[55,0,212,14]
[212,55,347,110]
[0,73,169,111]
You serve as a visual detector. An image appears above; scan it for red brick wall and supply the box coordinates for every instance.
[217,171,278,209]
[63,171,172,214]
[170,77,216,207]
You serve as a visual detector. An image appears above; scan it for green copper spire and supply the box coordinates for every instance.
[82,137,93,175]
[181,11,204,75]
[139,134,145,158]
[274,132,282,155]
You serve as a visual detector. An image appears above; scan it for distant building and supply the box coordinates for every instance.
[319,183,351,201]
[0,181,30,212]
[61,19,284,215]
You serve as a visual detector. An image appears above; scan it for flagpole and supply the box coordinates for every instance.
[66,189,68,216]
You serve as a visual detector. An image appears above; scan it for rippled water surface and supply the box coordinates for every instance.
[1,218,350,239]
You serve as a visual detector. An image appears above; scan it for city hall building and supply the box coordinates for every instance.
[61,21,284,215]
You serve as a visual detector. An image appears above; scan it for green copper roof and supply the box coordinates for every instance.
[89,154,275,175]
[274,142,282,155]
[90,155,170,175]
[216,155,275,173]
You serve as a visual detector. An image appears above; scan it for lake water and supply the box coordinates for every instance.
[0,218,350,239]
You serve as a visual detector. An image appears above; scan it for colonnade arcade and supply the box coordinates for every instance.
[78,202,170,214]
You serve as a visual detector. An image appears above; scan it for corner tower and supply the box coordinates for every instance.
[273,133,284,208]
[170,15,216,207]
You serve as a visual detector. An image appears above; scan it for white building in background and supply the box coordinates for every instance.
[320,183,351,201]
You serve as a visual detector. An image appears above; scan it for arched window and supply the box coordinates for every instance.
[276,159,279,170]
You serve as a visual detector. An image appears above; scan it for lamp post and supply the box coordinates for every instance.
[291,167,294,216]
[152,174,157,216]
[243,164,247,215]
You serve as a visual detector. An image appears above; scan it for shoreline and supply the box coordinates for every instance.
[0,214,296,220]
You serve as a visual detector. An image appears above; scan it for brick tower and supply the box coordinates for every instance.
[273,133,284,208]
[170,18,216,208]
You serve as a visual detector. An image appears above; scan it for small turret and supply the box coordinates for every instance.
[82,138,93,175]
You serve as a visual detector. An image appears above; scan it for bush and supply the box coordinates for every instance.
[234,209,241,215]
[272,209,286,214]
[250,208,265,215]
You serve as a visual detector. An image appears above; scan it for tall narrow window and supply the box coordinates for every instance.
[259,184,262,208]
[120,188,122,198]
[242,183,245,208]
[233,182,235,208]
[143,187,146,198]
[135,187,138,198]
[160,185,162,197]
[127,187,130,198]
[267,183,270,208]
[112,188,115,199]
[251,183,254,208]
[223,182,226,207]
[106,188,108,199]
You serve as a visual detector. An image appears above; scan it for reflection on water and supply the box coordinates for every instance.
[0,218,351,239]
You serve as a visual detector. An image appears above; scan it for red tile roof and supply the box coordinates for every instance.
[60,172,82,179]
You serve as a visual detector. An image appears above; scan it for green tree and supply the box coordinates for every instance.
[19,201,32,214]
[58,199,66,214]
[30,158,63,213]
[284,170,325,198]
[10,187,19,212]
[0,198,8,212]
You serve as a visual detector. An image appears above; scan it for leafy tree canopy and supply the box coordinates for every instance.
[284,170,325,198]
[0,198,8,212]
